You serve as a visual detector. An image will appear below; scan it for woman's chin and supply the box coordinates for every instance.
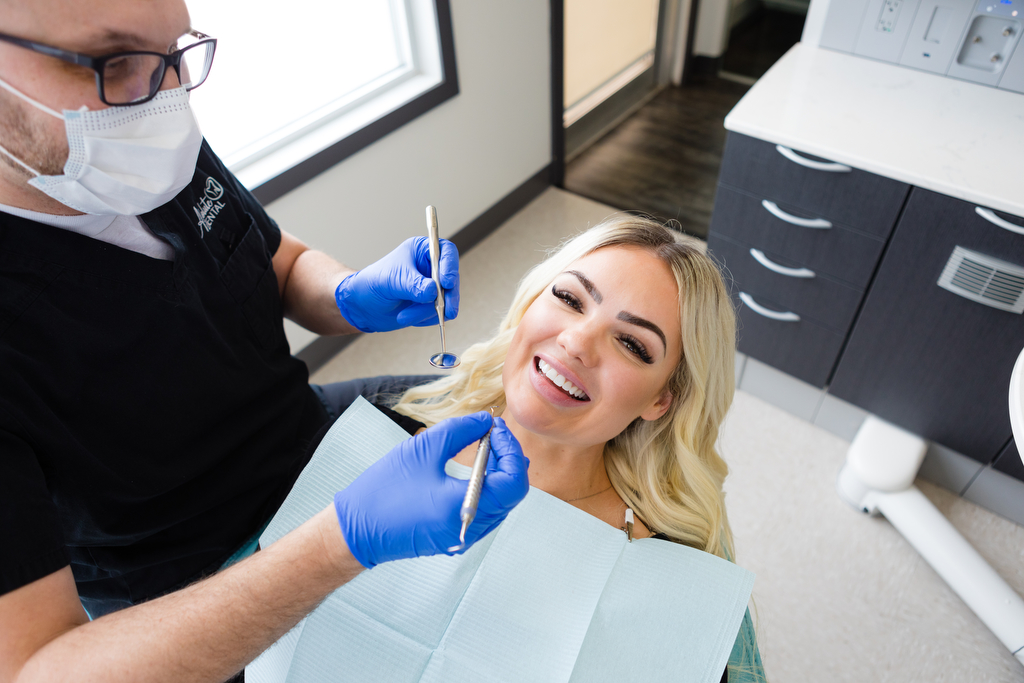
[503,389,574,441]
[511,414,559,442]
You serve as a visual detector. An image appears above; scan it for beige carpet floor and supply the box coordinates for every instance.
[312,187,1024,681]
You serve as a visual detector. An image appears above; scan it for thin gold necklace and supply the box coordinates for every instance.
[563,484,613,503]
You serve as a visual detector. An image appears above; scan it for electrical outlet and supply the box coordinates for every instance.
[878,0,905,31]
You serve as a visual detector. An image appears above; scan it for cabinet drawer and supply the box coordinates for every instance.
[708,233,863,333]
[710,185,885,287]
[919,191,1024,246]
[718,132,909,238]
[729,288,846,387]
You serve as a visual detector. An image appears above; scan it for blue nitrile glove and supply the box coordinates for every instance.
[334,236,460,333]
[333,414,529,569]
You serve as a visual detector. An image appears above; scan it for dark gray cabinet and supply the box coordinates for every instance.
[830,189,1024,465]
[707,232,852,386]
[707,132,908,387]
[709,186,887,287]
[708,233,863,332]
[707,132,1024,485]
[717,134,909,238]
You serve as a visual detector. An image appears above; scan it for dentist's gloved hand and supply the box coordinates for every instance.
[334,236,459,333]
[334,414,529,569]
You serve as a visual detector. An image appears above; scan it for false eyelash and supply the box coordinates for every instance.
[552,285,582,311]
[620,334,653,364]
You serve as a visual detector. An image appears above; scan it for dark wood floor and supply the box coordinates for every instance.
[563,76,750,239]
[722,9,807,80]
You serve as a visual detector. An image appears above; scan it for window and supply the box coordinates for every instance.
[186,0,457,202]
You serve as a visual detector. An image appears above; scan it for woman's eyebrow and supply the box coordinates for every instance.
[617,312,667,352]
[566,270,602,303]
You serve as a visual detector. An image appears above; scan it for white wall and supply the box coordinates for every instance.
[265,0,552,352]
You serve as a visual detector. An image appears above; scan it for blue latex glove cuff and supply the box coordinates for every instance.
[335,236,460,333]
[333,414,529,569]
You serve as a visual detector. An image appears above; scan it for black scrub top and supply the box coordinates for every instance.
[0,141,329,613]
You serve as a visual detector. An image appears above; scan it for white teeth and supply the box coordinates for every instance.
[537,359,588,399]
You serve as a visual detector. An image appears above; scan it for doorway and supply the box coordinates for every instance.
[550,0,805,239]
[720,2,807,84]
[562,0,661,160]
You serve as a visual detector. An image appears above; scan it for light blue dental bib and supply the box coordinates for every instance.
[247,397,754,683]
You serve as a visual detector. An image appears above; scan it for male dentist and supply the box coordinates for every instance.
[0,1,529,681]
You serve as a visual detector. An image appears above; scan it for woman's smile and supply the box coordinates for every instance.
[533,354,590,402]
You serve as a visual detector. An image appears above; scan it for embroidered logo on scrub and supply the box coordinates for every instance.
[194,177,226,237]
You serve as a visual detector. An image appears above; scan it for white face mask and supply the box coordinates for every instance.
[0,78,203,216]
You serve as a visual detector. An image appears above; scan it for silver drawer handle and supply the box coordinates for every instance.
[976,207,1024,236]
[761,200,832,229]
[775,145,852,173]
[750,248,816,278]
[739,292,801,322]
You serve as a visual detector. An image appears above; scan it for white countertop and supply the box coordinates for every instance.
[724,43,1024,218]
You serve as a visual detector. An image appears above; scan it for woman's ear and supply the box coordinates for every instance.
[640,388,674,422]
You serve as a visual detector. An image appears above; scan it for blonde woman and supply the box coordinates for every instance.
[385,215,764,682]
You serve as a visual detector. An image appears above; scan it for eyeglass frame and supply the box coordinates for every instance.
[0,28,217,106]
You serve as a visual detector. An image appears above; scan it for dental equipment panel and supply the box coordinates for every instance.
[819,0,1024,92]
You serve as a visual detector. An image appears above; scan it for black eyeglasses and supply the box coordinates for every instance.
[0,29,216,106]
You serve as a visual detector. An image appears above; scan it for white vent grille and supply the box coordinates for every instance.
[938,247,1024,314]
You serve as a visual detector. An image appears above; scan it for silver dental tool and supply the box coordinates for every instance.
[448,407,497,552]
[425,205,460,369]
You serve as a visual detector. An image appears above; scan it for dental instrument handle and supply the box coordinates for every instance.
[425,206,447,350]
[458,421,493,545]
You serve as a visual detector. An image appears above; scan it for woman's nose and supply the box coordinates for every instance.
[557,318,599,366]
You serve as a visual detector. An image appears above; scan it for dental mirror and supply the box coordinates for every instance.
[426,206,460,369]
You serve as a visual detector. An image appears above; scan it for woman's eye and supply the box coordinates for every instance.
[621,335,653,364]
[552,285,582,312]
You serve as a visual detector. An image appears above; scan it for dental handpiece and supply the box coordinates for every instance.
[450,411,495,552]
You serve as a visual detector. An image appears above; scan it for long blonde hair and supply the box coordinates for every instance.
[393,215,738,559]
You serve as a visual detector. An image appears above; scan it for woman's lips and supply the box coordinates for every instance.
[533,356,590,402]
